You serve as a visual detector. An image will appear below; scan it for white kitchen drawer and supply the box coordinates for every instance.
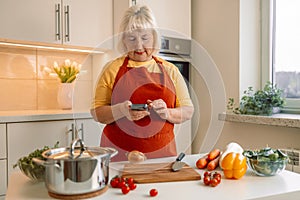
[0,159,7,196]
[0,124,6,159]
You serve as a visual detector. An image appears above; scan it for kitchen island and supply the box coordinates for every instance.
[6,154,300,200]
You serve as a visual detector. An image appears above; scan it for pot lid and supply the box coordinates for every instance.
[42,139,117,160]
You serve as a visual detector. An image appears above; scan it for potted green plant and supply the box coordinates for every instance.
[227,82,286,115]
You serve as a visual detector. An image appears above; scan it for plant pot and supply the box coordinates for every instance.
[57,83,74,110]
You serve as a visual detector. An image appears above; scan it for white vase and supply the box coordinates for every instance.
[57,83,74,110]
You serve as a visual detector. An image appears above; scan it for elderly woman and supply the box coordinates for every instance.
[91,5,194,161]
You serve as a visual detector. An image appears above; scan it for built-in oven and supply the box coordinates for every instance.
[158,36,191,83]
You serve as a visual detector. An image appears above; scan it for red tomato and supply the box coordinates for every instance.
[203,176,211,186]
[110,177,120,188]
[110,179,119,188]
[210,178,219,187]
[203,171,211,177]
[213,172,221,178]
[121,186,130,194]
[149,188,158,197]
[129,183,137,190]
[213,172,221,183]
[120,177,126,182]
[118,181,126,188]
[127,177,134,185]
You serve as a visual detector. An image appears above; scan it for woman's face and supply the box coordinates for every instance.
[123,29,155,62]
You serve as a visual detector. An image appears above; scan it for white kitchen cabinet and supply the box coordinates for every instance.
[113,0,191,38]
[174,120,192,154]
[0,160,7,197]
[7,120,73,177]
[0,124,6,159]
[0,0,113,48]
[0,124,7,197]
[6,118,102,178]
[75,119,104,147]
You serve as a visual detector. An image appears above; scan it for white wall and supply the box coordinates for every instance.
[239,0,261,95]
[191,0,300,153]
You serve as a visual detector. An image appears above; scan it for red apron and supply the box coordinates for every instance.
[100,56,177,161]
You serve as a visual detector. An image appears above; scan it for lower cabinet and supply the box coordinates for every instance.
[0,124,7,197]
[75,119,104,146]
[0,160,7,197]
[6,118,103,186]
[174,120,192,154]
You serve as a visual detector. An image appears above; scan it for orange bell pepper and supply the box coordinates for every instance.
[220,152,247,179]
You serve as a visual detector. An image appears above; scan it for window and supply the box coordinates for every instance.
[262,0,300,113]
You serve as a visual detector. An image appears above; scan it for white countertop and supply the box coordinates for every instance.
[5,154,300,200]
[0,110,92,123]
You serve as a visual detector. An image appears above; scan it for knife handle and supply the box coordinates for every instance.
[176,152,185,161]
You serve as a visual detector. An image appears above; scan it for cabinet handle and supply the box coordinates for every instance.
[132,0,137,5]
[67,123,75,140]
[77,123,84,141]
[55,4,61,40]
[67,123,84,141]
[64,5,70,42]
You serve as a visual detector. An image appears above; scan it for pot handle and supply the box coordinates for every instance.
[32,158,61,170]
[102,147,118,158]
[70,138,86,159]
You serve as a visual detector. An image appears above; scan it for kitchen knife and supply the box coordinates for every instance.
[171,152,186,172]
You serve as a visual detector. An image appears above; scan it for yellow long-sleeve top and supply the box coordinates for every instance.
[91,55,193,109]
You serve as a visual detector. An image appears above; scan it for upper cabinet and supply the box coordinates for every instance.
[113,0,191,39]
[0,0,113,48]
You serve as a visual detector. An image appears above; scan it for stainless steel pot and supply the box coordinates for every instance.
[33,138,117,195]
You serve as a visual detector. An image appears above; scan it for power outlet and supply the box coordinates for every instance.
[281,148,300,174]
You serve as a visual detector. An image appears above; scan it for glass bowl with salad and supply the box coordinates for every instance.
[13,142,59,181]
[243,147,289,176]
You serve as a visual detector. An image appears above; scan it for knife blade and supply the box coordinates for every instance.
[171,152,186,172]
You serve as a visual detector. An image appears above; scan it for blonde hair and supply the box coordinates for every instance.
[118,5,160,54]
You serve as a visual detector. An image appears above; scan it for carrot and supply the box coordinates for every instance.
[196,155,209,169]
[207,155,221,171]
[207,149,221,161]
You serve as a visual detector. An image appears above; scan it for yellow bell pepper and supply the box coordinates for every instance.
[220,152,247,179]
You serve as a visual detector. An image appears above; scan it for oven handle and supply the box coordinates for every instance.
[157,54,191,63]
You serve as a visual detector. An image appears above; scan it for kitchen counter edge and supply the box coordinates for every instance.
[0,110,93,123]
[219,112,300,129]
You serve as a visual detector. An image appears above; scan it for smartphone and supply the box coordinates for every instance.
[130,104,148,111]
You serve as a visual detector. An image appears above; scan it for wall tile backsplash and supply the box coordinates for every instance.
[0,45,93,111]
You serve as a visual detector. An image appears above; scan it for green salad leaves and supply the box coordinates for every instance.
[13,141,59,181]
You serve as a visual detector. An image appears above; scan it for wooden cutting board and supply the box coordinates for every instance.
[121,162,201,183]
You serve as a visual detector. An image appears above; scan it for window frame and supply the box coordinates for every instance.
[261,0,300,114]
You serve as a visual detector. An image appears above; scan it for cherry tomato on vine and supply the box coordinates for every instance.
[110,177,119,188]
[203,176,211,186]
[121,186,130,194]
[118,180,126,188]
[213,172,221,183]
[210,178,219,187]
[213,172,221,179]
[204,171,211,177]
[129,183,137,190]
[127,177,134,185]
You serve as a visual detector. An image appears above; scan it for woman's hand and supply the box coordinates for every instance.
[119,101,150,121]
[147,99,169,120]
[129,109,150,121]
[147,99,194,124]
[118,100,132,120]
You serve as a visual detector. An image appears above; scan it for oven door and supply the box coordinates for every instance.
[158,54,190,83]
